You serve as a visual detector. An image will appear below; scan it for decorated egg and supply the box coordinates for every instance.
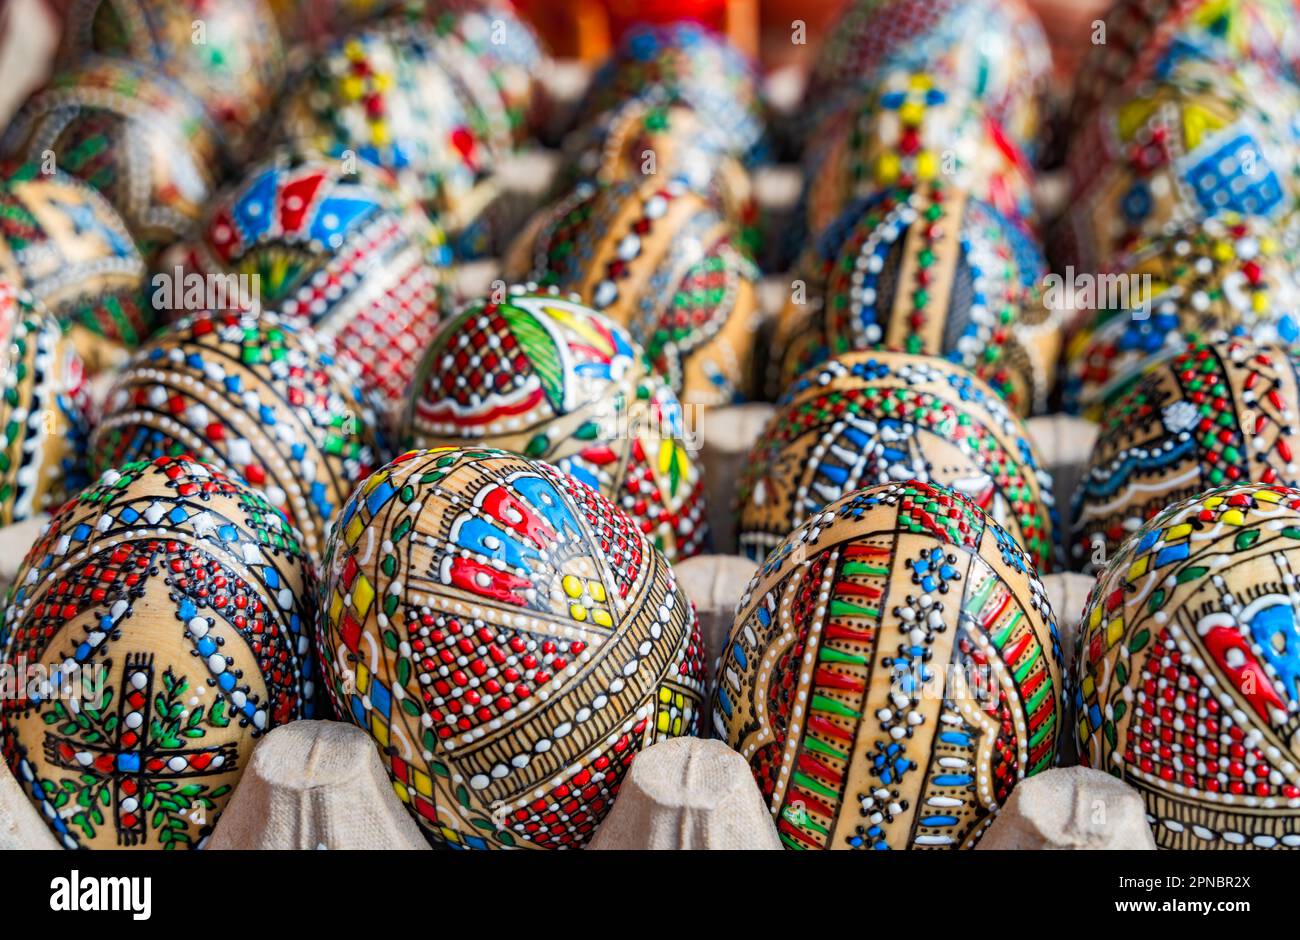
[803,70,1037,240]
[505,178,760,407]
[1068,0,1300,134]
[316,447,707,848]
[401,286,708,561]
[1075,482,1300,849]
[91,311,383,559]
[1073,339,1300,569]
[738,352,1055,571]
[713,479,1063,850]
[1062,65,1300,276]
[156,147,453,424]
[61,0,285,164]
[561,99,757,257]
[0,161,148,373]
[772,181,1052,415]
[400,0,550,153]
[575,22,766,164]
[0,456,317,849]
[1065,214,1300,413]
[3,57,221,259]
[803,0,1051,161]
[0,280,90,525]
[278,20,490,234]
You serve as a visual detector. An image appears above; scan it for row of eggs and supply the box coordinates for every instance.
[2,0,1300,851]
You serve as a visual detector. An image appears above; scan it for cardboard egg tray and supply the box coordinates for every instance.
[1,56,1134,851]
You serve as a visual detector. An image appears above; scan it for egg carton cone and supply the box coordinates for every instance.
[206,720,430,851]
[977,767,1157,850]
[588,737,781,850]
[0,756,60,850]
[698,403,775,554]
[674,554,756,701]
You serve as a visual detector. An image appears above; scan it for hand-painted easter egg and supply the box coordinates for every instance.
[737,352,1056,571]
[1062,65,1300,276]
[1064,214,1300,413]
[803,0,1051,161]
[0,280,90,525]
[505,179,760,407]
[0,161,148,373]
[278,20,490,233]
[61,0,285,164]
[401,286,708,561]
[156,148,453,425]
[1073,339,1300,569]
[714,479,1063,849]
[0,456,317,849]
[1068,0,1300,134]
[3,57,221,259]
[575,22,766,164]
[561,99,757,256]
[316,446,708,848]
[803,70,1037,240]
[1075,481,1300,849]
[91,311,383,559]
[404,1,550,153]
[772,181,1052,415]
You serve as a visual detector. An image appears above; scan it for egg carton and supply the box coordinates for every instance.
[1,57,1130,852]
[0,395,1115,851]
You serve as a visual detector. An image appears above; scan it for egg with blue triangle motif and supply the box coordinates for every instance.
[0,456,318,849]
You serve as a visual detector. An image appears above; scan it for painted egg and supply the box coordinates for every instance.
[0,161,148,373]
[713,479,1063,850]
[737,352,1055,571]
[1062,65,1300,277]
[156,148,453,425]
[803,71,1037,240]
[1068,0,1300,135]
[772,181,1052,415]
[0,280,90,525]
[505,178,760,407]
[401,286,708,561]
[61,0,285,164]
[316,447,708,848]
[0,456,317,849]
[1075,481,1300,849]
[1073,339,1300,569]
[91,311,383,560]
[576,22,766,164]
[803,0,1051,161]
[562,99,757,257]
[3,57,221,259]
[278,20,490,233]
[1064,214,1300,413]
[408,1,550,153]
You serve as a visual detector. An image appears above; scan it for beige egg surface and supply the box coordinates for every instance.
[2,57,221,261]
[0,160,149,374]
[0,456,318,849]
[0,278,91,526]
[316,446,708,848]
[1072,338,1300,570]
[1075,482,1300,849]
[90,310,384,560]
[505,177,761,408]
[737,351,1056,573]
[773,179,1053,416]
[154,146,453,426]
[714,479,1063,850]
[400,285,708,561]
[60,0,286,165]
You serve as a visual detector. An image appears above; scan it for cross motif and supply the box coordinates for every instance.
[40,653,238,847]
